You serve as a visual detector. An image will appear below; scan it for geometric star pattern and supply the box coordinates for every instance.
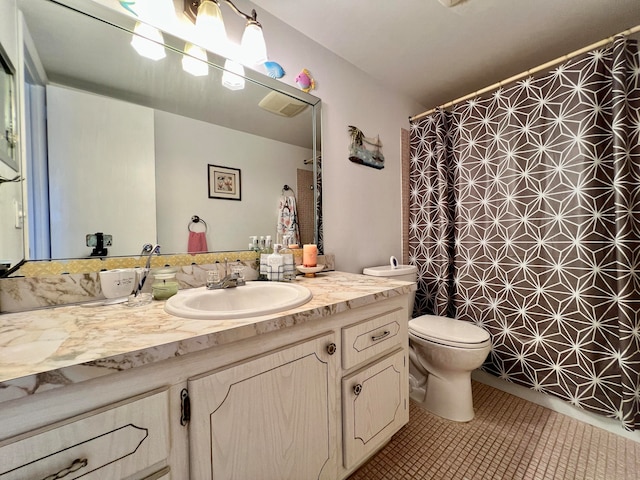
[409,36,640,430]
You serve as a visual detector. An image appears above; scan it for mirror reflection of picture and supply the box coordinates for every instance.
[208,164,241,201]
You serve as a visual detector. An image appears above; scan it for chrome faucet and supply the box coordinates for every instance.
[132,243,161,296]
[140,243,161,269]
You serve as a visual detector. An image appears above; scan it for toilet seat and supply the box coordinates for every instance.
[409,315,490,349]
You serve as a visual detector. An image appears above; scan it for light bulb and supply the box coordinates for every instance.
[182,43,208,77]
[241,22,268,65]
[195,0,227,53]
[130,22,166,60]
[222,59,245,91]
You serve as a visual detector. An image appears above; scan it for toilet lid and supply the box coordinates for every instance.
[362,265,417,277]
[409,315,490,347]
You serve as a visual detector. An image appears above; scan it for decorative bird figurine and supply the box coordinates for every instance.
[295,69,315,92]
[118,0,138,16]
[264,61,285,79]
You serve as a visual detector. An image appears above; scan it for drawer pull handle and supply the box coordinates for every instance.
[371,330,390,342]
[42,458,88,480]
[326,343,337,355]
[353,384,362,395]
[181,388,191,426]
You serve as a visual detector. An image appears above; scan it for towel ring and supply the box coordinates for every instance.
[282,184,295,195]
[188,215,207,232]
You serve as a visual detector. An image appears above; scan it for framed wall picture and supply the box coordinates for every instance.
[208,164,241,200]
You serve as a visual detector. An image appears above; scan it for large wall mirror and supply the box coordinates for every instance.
[6,0,321,274]
[0,45,17,172]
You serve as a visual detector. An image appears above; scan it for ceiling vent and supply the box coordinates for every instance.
[258,91,308,117]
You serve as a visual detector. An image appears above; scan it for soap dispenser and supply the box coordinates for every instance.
[266,244,284,281]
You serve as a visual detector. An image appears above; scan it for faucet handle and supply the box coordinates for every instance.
[231,263,244,275]
[206,270,220,288]
[140,243,161,255]
[140,243,153,255]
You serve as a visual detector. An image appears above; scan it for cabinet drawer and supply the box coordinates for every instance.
[342,348,408,469]
[0,388,169,480]
[342,307,406,370]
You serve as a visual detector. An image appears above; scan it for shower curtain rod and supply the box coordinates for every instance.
[410,23,640,122]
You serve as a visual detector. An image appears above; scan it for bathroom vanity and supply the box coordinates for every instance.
[0,272,414,479]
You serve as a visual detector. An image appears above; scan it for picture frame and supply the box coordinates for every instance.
[208,164,241,201]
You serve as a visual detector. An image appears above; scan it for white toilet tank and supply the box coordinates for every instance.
[362,264,418,317]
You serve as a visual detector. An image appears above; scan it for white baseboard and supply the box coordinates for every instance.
[472,370,640,443]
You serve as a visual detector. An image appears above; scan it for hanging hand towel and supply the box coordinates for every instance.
[188,231,208,254]
[277,195,300,245]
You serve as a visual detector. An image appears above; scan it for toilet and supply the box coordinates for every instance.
[363,262,491,422]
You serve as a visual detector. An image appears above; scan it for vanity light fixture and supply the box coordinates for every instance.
[182,43,209,76]
[184,0,269,66]
[131,22,166,60]
[221,59,245,90]
[127,0,176,61]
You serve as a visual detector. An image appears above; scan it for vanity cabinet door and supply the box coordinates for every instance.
[188,332,339,480]
[342,348,409,470]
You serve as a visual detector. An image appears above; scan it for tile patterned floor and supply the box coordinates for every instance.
[349,382,640,479]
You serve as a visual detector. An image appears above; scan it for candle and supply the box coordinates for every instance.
[302,244,318,267]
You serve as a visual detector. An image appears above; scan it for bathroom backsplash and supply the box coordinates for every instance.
[0,252,335,314]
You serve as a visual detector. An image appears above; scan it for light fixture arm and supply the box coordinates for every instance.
[224,0,261,27]
[184,0,261,27]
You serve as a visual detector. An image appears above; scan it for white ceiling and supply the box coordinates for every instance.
[251,0,640,110]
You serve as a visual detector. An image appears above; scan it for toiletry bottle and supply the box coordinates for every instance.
[267,244,284,281]
[280,235,291,256]
[287,242,302,266]
[250,236,259,251]
[279,241,295,281]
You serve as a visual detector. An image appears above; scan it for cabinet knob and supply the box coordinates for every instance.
[353,383,362,396]
[326,343,337,355]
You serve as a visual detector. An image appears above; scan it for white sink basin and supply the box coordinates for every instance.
[164,282,313,320]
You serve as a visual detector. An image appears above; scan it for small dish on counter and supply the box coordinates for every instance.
[296,264,325,277]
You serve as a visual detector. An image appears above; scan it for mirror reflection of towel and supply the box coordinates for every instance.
[277,195,300,245]
[188,231,208,254]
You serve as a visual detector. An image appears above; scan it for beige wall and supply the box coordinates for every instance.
[235,1,425,273]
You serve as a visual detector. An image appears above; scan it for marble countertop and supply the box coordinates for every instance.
[0,272,414,402]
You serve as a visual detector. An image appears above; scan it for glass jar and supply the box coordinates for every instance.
[152,268,179,300]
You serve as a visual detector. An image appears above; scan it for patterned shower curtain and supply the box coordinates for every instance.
[409,36,640,430]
